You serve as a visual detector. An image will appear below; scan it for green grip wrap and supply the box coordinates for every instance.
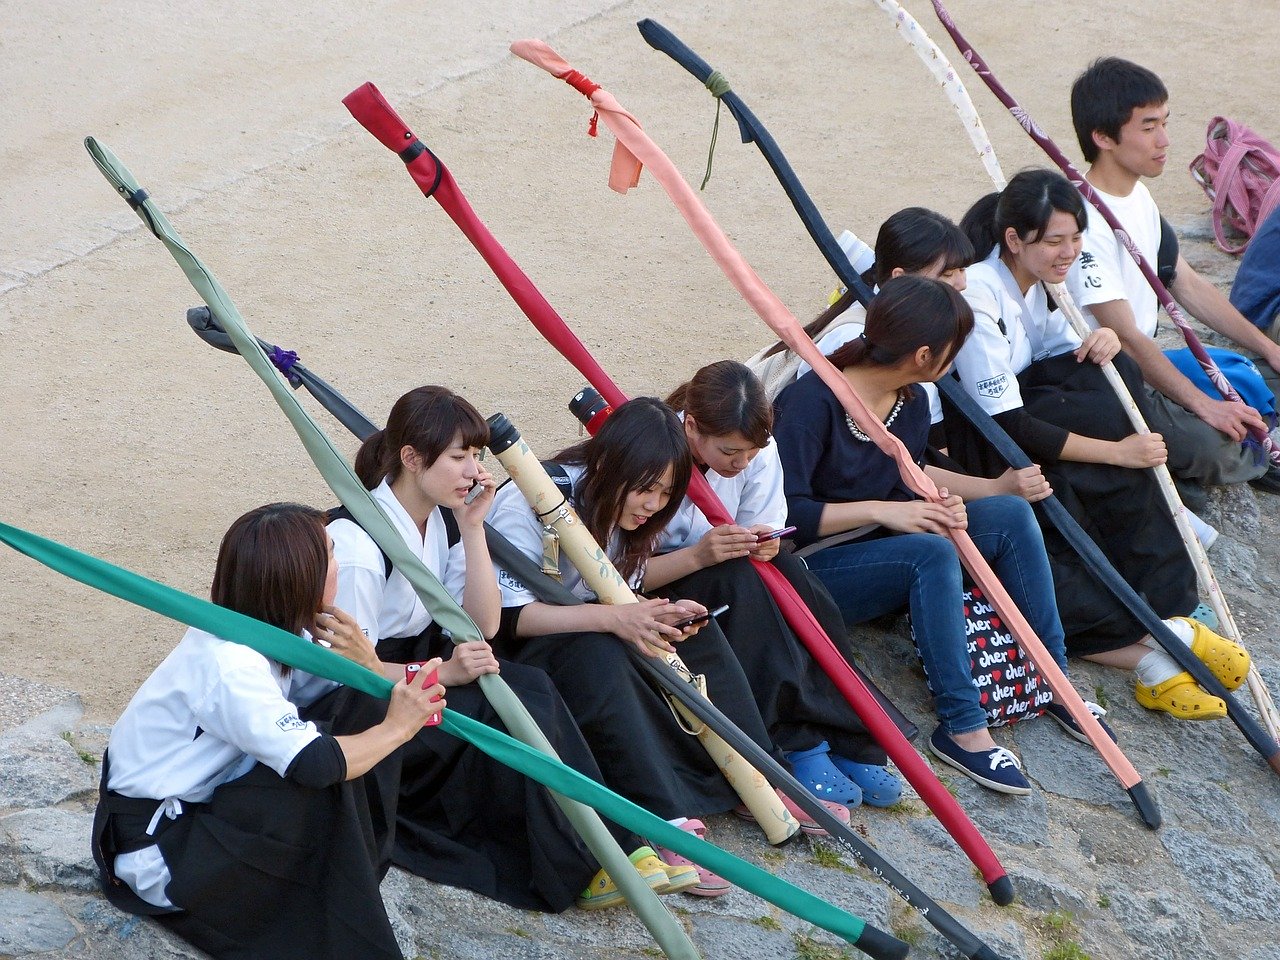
[80,136,697,959]
[0,520,875,949]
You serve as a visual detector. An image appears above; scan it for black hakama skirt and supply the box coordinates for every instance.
[655,552,911,764]
[497,618,786,821]
[943,353,1198,655]
[370,627,629,913]
[93,757,402,960]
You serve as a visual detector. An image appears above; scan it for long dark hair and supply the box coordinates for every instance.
[554,397,692,583]
[212,503,329,638]
[666,360,771,448]
[828,275,974,373]
[354,385,489,489]
[961,169,1087,260]
[761,208,972,358]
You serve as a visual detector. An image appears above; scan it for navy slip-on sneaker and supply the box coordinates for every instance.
[927,726,1032,795]
[1043,701,1117,744]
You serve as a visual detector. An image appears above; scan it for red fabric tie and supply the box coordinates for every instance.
[558,70,601,137]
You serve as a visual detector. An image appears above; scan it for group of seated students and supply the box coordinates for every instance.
[92,56,1276,959]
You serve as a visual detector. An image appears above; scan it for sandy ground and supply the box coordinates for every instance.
[2,0,1278,723]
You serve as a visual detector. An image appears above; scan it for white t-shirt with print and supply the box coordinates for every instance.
[1068,180,1163,339]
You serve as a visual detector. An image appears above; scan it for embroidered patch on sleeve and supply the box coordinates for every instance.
[275,713,308,732]
[498,569,526,592]
[977,374,1009,399]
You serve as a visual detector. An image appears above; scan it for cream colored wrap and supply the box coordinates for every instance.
[491,424,800,845]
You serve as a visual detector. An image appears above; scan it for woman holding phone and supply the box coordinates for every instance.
[648,361,903,809]
[486,397,850,897]
[92,502,442,959]
[293,385,669,913]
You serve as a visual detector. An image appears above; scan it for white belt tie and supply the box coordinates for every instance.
[146,796,184,836]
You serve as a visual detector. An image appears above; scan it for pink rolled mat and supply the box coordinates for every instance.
[342,76,1018,899]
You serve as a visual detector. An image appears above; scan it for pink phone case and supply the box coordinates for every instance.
[404,662,443,726]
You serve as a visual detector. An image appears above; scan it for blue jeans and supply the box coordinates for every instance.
[806,495,1069,736]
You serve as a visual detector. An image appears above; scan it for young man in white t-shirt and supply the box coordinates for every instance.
[1067,57,1280,499]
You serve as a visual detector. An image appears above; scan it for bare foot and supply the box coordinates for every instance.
[949,728,998,753]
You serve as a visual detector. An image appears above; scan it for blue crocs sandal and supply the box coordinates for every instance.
[927,726,1031,795]
[785,741,862,806]
[831,757,903,808]
[1186,603,1219,631]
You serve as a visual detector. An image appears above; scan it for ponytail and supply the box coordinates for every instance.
[959,191,1003,261]
[354,430,390,489]
[828,275,974,372]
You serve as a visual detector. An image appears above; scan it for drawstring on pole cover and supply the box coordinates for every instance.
[701,70,731,190]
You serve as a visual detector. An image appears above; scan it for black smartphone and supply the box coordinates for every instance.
[671,603,730,630]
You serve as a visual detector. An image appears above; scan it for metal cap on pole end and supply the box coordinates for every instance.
[486,412,522,455]
[568,386,612,435]
[1127,783,1162,830]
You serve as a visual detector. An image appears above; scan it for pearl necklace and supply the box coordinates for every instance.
[844,392,906,442]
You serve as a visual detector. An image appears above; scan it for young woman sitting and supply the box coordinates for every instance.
[772,276,1108,794]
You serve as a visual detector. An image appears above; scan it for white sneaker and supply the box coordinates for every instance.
[1185,509,1218,550]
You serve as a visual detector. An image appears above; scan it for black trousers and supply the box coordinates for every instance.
[945,353,1199,655]
[498,618,786,821]
[93,758,402,960]
[656,553,891,764]
[367,627,633,912]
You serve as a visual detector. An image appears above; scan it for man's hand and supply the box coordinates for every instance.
[1194,397,1267,442]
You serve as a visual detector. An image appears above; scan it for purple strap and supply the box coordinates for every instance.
[268,345,300,377]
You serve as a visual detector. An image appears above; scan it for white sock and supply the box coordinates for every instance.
[1135,618,1195,687]
[1185,510,1219,549]
[667,817,687,828]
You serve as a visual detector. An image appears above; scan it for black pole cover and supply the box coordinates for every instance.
[637,17,1275,775]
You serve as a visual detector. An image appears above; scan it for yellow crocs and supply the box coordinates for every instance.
[576,846,668,910]
[1135,672,1228,720]
[632,849,699,895]
[1175,617,1252,691]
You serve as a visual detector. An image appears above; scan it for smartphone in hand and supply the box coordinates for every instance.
[671,603,730,630]
[404,662,444,726]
